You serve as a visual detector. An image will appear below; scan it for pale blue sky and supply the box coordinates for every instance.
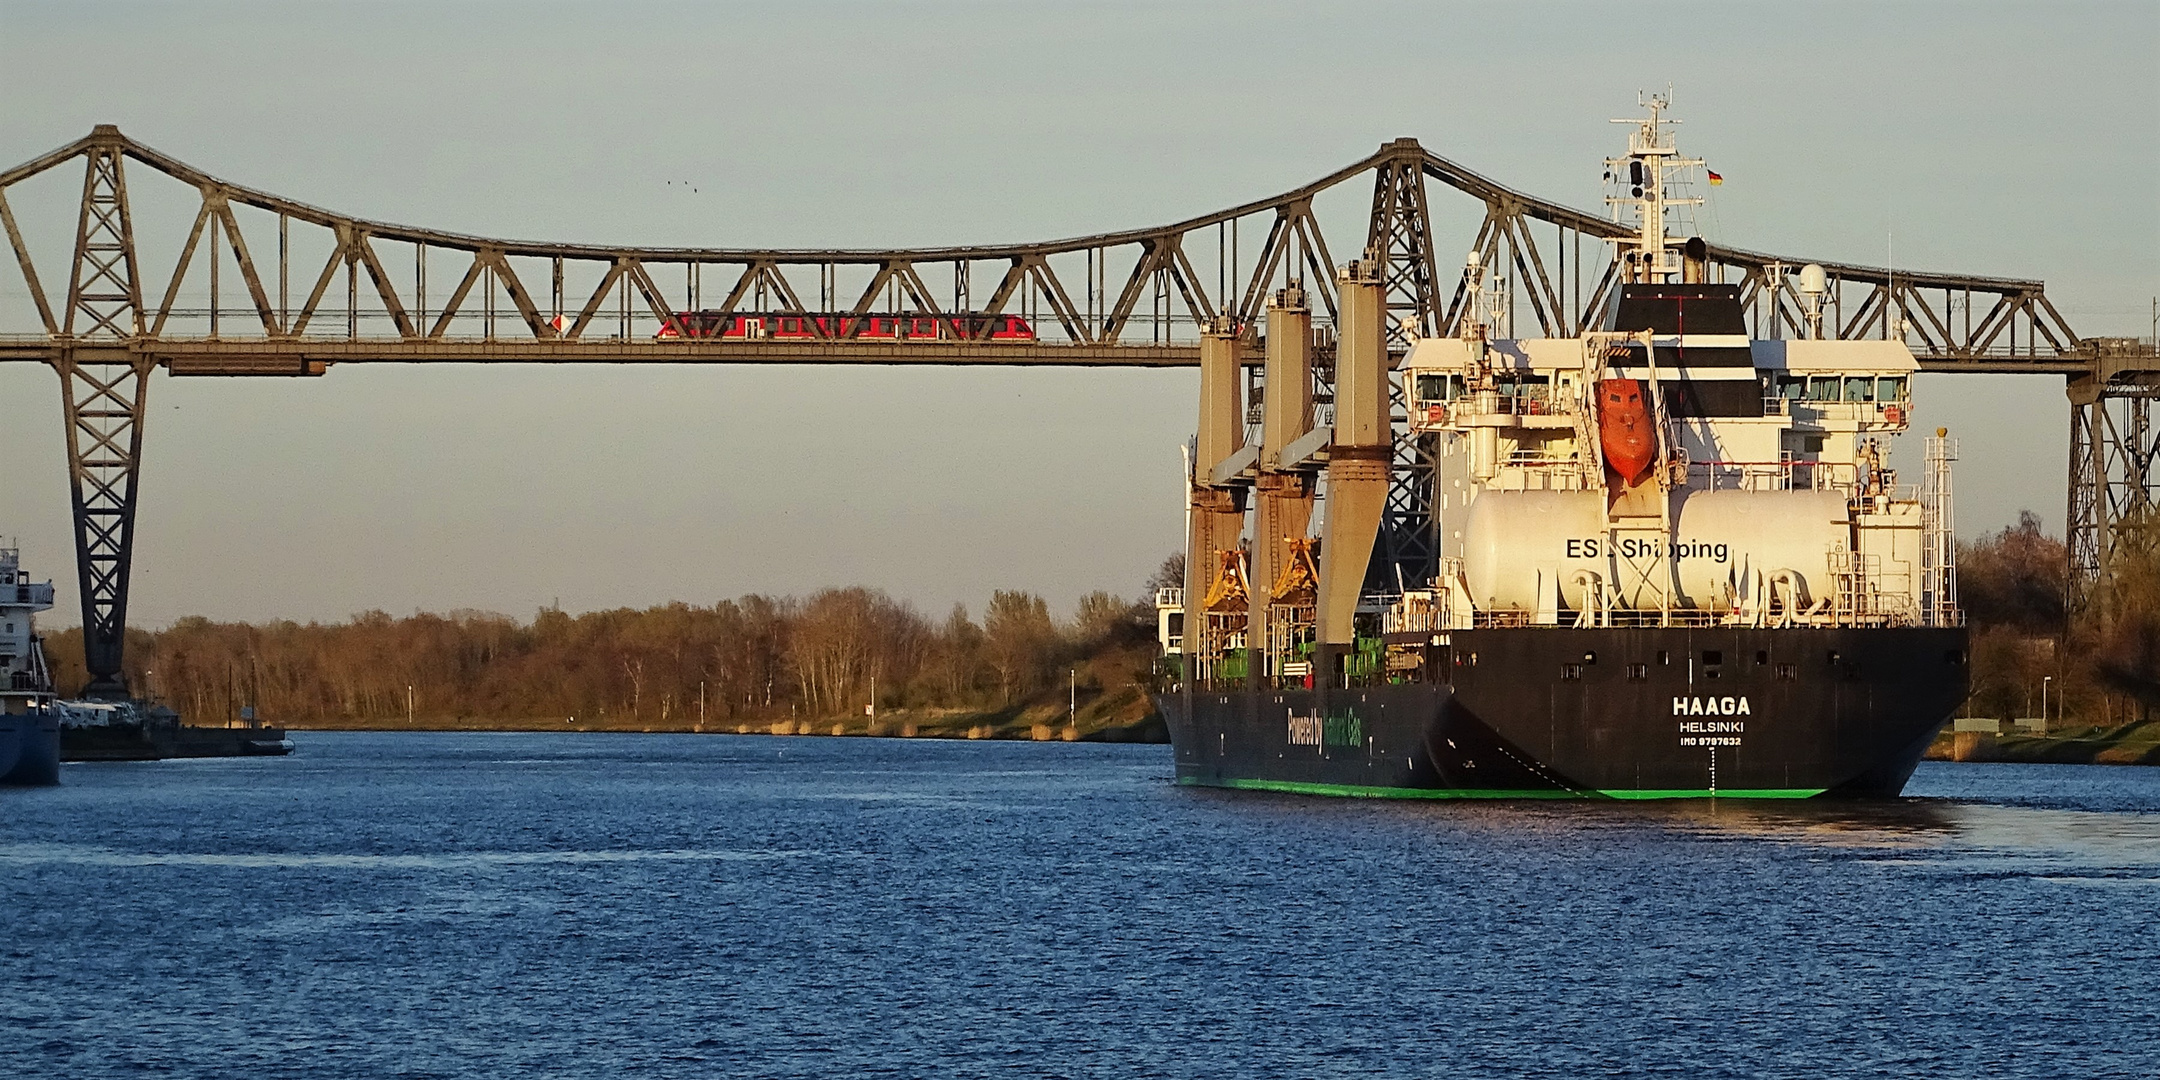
[0,0,2153,626]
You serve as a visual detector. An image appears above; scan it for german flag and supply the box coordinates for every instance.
[1707,170,1724,186]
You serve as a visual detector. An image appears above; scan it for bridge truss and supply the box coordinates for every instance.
[0,125,2149,693]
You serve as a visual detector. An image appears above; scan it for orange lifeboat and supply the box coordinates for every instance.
[1597,378,1657,487]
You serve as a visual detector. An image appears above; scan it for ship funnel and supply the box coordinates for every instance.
[1683,237,1707,283]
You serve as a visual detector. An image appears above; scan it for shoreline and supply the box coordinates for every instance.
[284,707,1170,743]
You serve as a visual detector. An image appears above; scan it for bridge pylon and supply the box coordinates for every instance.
[1365,140,1442,591]
[58,126,150,699]
[2067,344,2160,619]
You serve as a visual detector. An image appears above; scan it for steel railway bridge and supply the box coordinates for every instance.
[0,125,2152,696]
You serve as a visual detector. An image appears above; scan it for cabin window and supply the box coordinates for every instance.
[1775,374,1806,401]
[1498,377,1547,401]
[1755,650,1769,665]
[1879,376,1908,402]
[1843,376,1876,402]
[1415,373,1458,402]
[1805,376,1841,402]
[1657,650,1670,665]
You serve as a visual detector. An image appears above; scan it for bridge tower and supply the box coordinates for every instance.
[57,126,151,698]
[1365,139,1442,591]
[2067,345,2160,616]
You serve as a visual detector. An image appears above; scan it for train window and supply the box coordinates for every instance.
[1879,376,1908,402]
[1805,376,1841,402]
[1843,376,1875,402]
[913,318,934,336]
[783,318,801,333]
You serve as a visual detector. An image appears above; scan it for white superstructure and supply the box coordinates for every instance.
[1388,96,1960,633]
[0,543,57,704]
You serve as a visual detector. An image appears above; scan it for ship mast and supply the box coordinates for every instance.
[1605,92,1705,284]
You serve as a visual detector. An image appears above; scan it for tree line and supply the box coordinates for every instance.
[1958,510,2160,725]
[41,581,1171,727]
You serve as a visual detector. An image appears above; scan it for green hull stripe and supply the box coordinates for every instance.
[1598,788,1826,800]
[1181,776,1826,801]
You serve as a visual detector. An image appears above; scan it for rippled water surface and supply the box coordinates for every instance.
[6,733,2159,1078]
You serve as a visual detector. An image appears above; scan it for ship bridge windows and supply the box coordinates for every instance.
[1414,373,1466,403]
[1497,376,1548,402]
[1783,374,1910,404]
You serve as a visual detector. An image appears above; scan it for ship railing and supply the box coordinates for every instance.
[1383,592,1446,635]
[1476,608,1732,629]
[1681,459,1871,495]
[1768,398,1914,426]
[1450,393,1563,420]
[1191,612,1246,662]
[1155,587,1184,609]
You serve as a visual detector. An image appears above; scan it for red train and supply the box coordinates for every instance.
[658,311,1037,341]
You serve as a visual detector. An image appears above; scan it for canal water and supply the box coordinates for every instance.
[5,733,2158,1078]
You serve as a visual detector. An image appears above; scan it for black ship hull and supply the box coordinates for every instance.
[1162,626,1968,799]
[0,710,61,786]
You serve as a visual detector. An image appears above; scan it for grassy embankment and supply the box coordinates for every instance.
[1926,719,2160,766]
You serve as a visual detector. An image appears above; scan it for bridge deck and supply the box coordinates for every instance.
[0,335,2112,375]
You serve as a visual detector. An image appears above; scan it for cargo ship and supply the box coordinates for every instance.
[0,543,60,786]
[1156,97,1968,799]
